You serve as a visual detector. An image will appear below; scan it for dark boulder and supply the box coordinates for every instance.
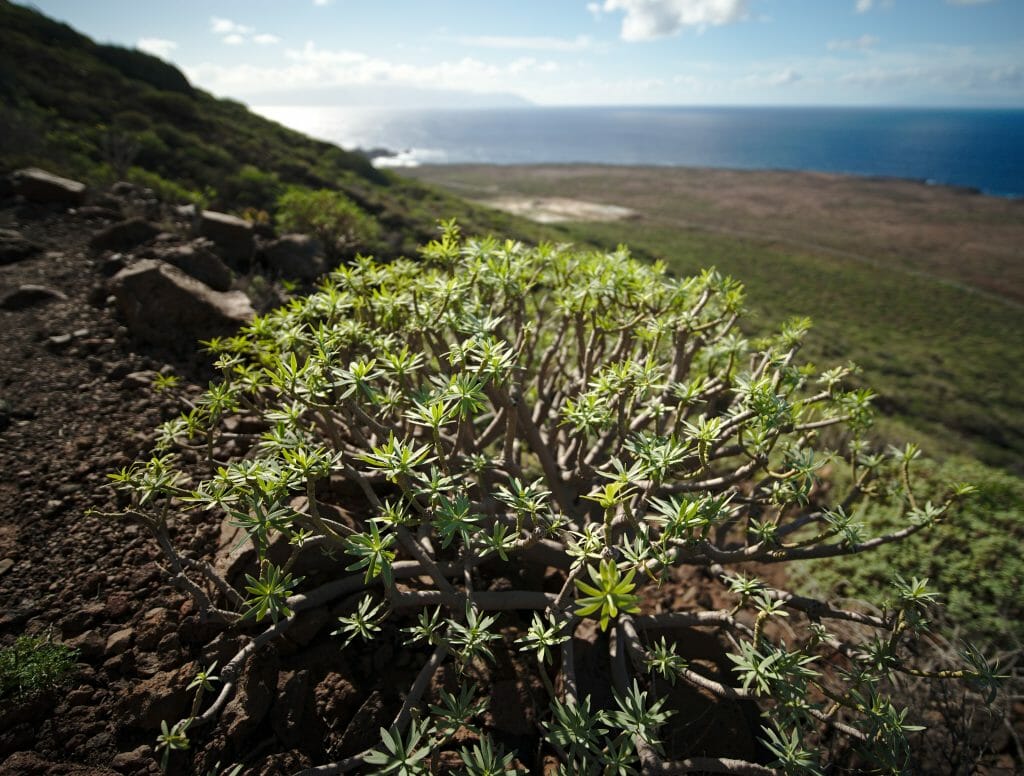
[197,210,254,269]
[109,259,254,352]
[0,229,42,265]
[259,233,326,281]
[76,205,123,221]
[155,240,233,291]
[88,218,160,253]
[0,284,67,311]
[12,167,87,206]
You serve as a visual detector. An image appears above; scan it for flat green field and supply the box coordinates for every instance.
[402,164,1024,471]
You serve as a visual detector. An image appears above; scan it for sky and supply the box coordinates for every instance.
[25,0,1024,108]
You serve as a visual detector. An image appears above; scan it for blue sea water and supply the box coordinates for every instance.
[254,105,1024,198]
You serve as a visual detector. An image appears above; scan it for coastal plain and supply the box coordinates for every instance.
[403,164,1024,469]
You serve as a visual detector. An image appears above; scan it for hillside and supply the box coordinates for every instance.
[0,2,1021,773]
[0,0,540,258]
[405,164,1024,472]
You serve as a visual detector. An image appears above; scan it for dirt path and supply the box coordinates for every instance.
[0,195,217,775]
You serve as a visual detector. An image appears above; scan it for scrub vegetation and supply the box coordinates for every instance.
[111,223,1002,773]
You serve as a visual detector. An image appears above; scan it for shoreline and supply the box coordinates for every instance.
[249,103,1024,199]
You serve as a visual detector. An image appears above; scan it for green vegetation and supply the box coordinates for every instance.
[794,455,1024,648]
[275,187,379,261]
[110,224,998,773]
[0,0,543,258]
[542,222,1024,474]
[2,1,1017,767]
[405,166,1024,471]
[0,634,78,699]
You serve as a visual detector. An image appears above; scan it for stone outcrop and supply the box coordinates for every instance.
[197,210,254,268]
[0,284,67,310]
[88,218,160,253]
[259,233,326,281]
[12,167,87,206]
[109,259,254,351]
[0,228,42,265]
[155,239,233,291]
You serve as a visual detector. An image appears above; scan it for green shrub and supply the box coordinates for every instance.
[126,166,205,205]
[275,186,378,261]
[140,89,198,123]
[0,634,78,699]
[221,164,283,211]
[131,128,170,169]
[110,223,997,774]
[112,109,152,131]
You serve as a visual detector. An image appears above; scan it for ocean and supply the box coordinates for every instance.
[253,105,1024,198]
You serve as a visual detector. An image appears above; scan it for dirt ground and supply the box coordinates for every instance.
[479,196,634,224]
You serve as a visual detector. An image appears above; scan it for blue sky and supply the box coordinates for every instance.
[27,0,1024,107]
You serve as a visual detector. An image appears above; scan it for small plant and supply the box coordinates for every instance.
[108,221,997,773]
[0,634,78,700]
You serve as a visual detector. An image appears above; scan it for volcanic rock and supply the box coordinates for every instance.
[109,259,254,352]
[12,167,87,206]
[0,284,67,310]
[197,210,254,269]
[0,229,42,265]
[88,218,160,253]
[156,240,232,291]
[259,233,326,281]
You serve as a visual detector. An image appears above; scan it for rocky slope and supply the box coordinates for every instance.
[0,170,303,775]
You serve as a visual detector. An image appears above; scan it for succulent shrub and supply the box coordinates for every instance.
[109,221,998,774]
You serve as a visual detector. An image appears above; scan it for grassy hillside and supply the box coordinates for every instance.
[404,164,1024,473]
[0,0,543,257]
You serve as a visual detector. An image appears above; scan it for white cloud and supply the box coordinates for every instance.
[988,64,1023,85]
[284,44,369,67]
[601,0,749,41]
[210,17,234,34]
[136,37,178,59]
[828,34,879,51]
[767,68,802,86]
[840,62,1020,90]
[188,42,561,97]
[459,34,593,51]
[856,0,894,11]
[313,0,333,5]
[210,17,253,36]
[210,16,278,46]
[738,67,803,87]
